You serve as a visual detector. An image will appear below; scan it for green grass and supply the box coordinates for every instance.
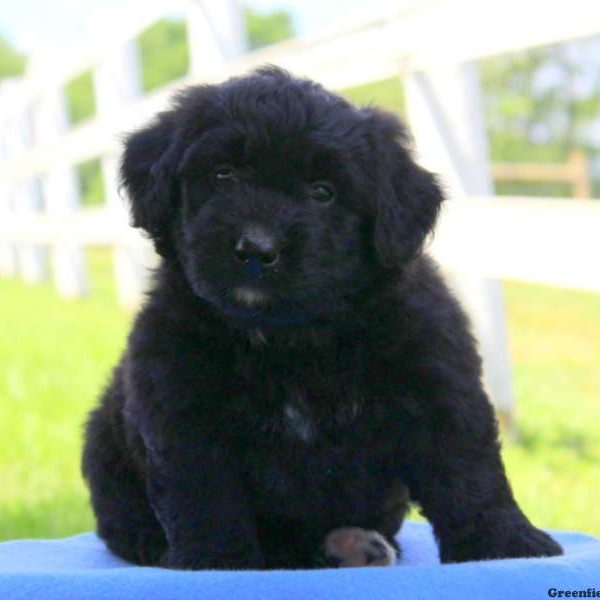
[500,281,600,535]
[0,249,130,540]
[1,258,599,540]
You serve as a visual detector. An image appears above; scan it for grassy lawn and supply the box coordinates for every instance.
[0,254,599,540]
[0,249,131,540]
[501,282,600,535]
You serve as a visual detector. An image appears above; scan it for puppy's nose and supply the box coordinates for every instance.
[234,227,279,266]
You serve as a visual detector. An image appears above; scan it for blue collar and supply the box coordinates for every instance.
[224,304,313,330]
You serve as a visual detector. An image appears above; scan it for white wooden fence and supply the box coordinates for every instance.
[1,0,600,430]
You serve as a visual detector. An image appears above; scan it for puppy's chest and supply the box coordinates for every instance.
[228,333,383,441]
[238,389,396,518]
[225,355,399,516]
[234,385,367,445]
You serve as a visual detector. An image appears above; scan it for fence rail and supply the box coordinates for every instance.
[2,195,599,290]
[430,196,600,292]
[491,150,592,198]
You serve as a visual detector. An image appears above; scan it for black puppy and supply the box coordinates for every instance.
[82,66,562,570]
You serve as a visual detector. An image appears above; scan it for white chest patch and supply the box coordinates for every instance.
[283,403,315,443]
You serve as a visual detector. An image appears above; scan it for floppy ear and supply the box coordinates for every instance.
[366,109,445,267]
[120,114,182,258]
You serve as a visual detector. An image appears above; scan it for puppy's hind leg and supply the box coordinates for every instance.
[82,406,166,566]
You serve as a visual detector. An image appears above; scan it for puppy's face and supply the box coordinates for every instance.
[176,126,370,323]
[121,68,444,325]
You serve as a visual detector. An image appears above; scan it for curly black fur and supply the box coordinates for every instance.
[82,67,562,570]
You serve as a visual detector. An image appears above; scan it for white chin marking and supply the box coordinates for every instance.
[233,287,269,308]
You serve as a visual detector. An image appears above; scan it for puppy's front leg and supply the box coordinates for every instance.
[125,311,264,570]
[145,430,264,570]
[400,388,562,563]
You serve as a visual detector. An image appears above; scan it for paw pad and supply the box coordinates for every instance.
[324,527,397,567]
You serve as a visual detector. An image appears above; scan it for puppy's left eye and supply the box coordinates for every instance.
[308,182,335,205]
[213,164,236,181]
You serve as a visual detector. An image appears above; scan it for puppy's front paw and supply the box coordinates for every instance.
[324,527,397,567]
[104,529,167,566]
[499,524,563,559]
[441,511,563,563]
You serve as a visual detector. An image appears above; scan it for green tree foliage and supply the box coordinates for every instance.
[63,6,296,122]
[77,158,105,207]
[138,18,189,92]
[342,77,405,115]
[65,69,96,125]
[65,17,193,207]
[0,35,26,80]
[244,6,294,50]
[343,41,600,198]
[65,71,101,205]
[481,38,600,196]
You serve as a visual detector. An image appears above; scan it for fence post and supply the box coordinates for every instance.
[569,149,591,198]
[93,39,153,308]
[186,0,247,79]
[0,104,18,277]
[34,85,88,298]
[2,88,48,283]
[0,187,17,277]
[15,177,48,284]
[405,61,517,435]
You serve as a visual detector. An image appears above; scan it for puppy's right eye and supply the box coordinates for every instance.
[308,181,335,205]
[213,164,236,181]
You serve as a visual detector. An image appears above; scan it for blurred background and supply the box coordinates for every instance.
[0,0,598,542]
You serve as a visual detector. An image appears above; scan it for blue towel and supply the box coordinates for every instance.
[0,522,598,600]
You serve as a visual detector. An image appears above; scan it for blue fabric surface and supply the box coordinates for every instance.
[0,521,598,600]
